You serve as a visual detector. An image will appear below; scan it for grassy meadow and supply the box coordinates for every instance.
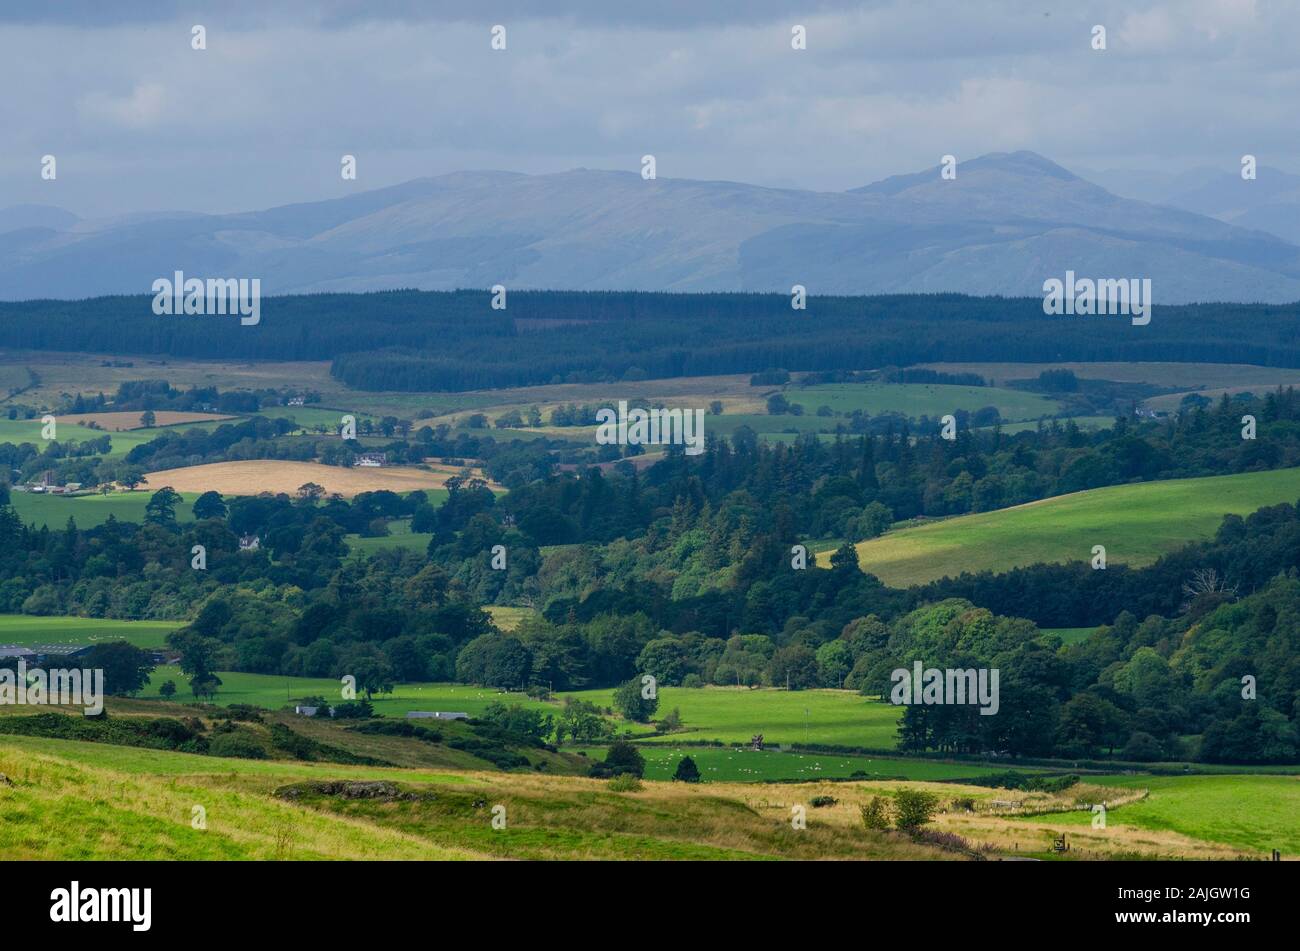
[833,466,1300,586]
[1042,773,1300,855]
[10,490,202,529]
[784,382,1060,420]
[579,745,1032,783]
[134,669,902,752]
[344,516,439,557]
[139,666,556,718]
[566,685,902,749]
[0,614,183,649]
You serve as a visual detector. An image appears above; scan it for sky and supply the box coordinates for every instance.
[0,0,1291,217]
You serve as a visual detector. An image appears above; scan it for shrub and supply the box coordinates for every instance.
[893,789,938,832]
[209,704,264,723]
[657,707,684,733]
[860,796,891,830]
[810,795,838,808]
[608,773,643,792]
[207,730,268,759]
[331,700,374,719]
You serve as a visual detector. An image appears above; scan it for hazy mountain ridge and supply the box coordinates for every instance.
[3,151,1299,303]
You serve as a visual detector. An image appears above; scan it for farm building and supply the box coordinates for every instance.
[238,535,260,551]
[353,452,387,468]
[28,644,95,663]
[0,644,94,665]
[406,711,469,720]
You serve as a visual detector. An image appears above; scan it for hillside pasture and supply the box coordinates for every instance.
[832,467,1300,586]
[0,614,183,649]
[10,489,202,529]
[566,685,901,749]
[1039,773,1300,856]
[784,382,1060,421]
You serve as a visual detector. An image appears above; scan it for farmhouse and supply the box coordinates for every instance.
[353,452,387,468]
[239,534,260,551]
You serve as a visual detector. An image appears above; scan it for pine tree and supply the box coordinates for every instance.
[672,755,701,783]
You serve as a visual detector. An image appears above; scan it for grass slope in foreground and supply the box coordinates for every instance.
[0,737,945,860]
[833,467,1300,587]
[2,734,1279,860]
[1046,774,1300,855]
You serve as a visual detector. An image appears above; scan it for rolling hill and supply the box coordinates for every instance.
[826,467,1300,587]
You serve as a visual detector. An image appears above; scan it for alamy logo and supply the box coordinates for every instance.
[595,400,706,456]
[151,271,261,325]
[0,660,103,715]
[50,882,151,931]
[1042,270,1151,326]
[890,661,999,715]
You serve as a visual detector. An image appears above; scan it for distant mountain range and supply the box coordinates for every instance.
[3,151,1300,303]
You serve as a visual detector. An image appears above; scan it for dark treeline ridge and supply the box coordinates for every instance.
[5,290,1300,391]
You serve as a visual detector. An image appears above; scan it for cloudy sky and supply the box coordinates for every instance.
[0,0,1289,217]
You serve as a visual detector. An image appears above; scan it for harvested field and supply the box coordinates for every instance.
[143,460,484,498]
[60,410,235,431]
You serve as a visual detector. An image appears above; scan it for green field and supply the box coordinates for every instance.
[921,361,1300,390]
[566,685,901,749]
[784,383,1060,421]
[707,413,838,439]
[140,667,556,717]
[834,467,1300,586]
[343,515,441,557]
[578,745,1030,783]
[135,671,901,750]
[0,614,184,648]
[1050,774,1300,855]
[10,490,202,529]
[0,416,230,458]
[991,415,1115,435]
[485,606,536,632]
[252,406,379,430]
